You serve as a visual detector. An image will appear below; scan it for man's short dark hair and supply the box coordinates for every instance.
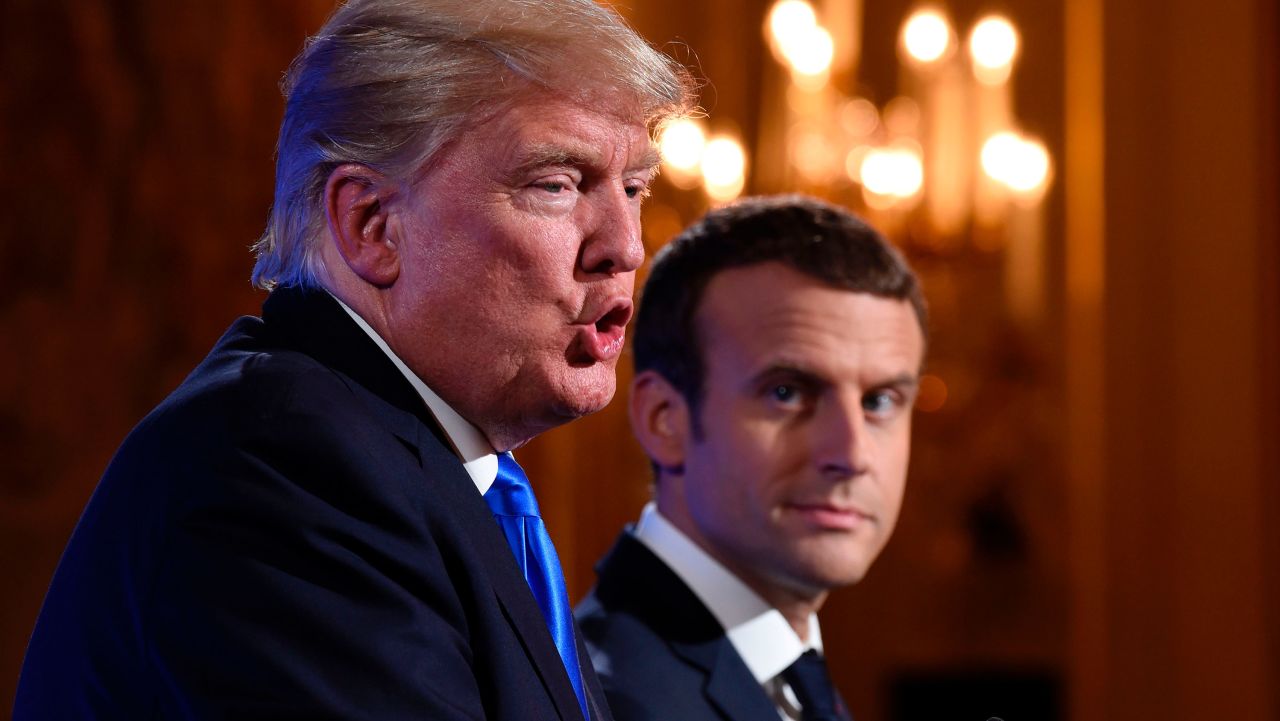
[633,194,927,423]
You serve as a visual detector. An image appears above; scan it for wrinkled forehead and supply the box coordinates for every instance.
[531,119,656,162]
[506,76,668,134]
[400,75,670,190]
[404,84,660,193]
[485,85,658,153]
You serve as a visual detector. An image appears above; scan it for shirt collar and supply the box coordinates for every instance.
[632,502,822,684]
[329,292,498,495]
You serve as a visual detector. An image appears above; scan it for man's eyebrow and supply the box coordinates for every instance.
[749,366,922,391]
[633,146,662,173]
[870,373,921,392]
[508,144,662,179]
[509,145,596,178]
[748,363,828,388]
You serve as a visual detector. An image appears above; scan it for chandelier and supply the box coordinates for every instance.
[657,1,1053,251]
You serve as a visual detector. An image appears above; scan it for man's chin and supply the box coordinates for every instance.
[549,368,618,421]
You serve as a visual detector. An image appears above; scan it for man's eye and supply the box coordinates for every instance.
[862,391,900,417]
[537,181,567,193]
[771,384,799,404]
[624,183,649,200]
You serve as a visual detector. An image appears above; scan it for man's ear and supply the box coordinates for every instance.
[324,164,399,287]
[629,370,692,477]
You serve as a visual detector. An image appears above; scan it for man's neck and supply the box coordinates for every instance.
[327,289,501,494]
[632,502,825,685]
[737,574,827,643]
[655,501,828,638]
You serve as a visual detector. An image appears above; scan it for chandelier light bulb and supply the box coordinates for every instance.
[981,131,1050,194]
[768,0,818,57]
[658,118,707,172]
[701,135,748,202]
[788,25,835,77]
[860,145,924,198]
[902,9,953,64]
[969,16,1020,84]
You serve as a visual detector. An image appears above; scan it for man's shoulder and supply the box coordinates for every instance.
[76,308,468,613]
[576,533,726,672]
[165,313,354,416]
[578,585,719,721]
[578,536,782,721]
[577,532,721,633]
[99,311,436,523]
[131,312,397,450]
[578,551,741,721]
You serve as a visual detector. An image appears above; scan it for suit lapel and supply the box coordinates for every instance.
[422,437,584,721]
[593,534,782,721]
[577,626,615,721]
[679,641,783,721]
[261,287,441,443]
[261,287,586,721]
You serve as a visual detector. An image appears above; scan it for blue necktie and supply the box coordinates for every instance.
[484,453,589,719]
[782,650,852,721]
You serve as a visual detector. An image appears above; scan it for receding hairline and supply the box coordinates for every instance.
[393,85,670,195]
[689,259,930,362]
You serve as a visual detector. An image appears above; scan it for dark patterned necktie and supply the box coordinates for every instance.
[484,453,589,719]
[782,649,852,721]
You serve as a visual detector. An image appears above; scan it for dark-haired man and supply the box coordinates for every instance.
[576,196,927,721]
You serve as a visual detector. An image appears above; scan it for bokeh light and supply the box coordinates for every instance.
[701,135,747,202]
[768,0,833,86]
[839,97,880,138]
[657,118,707,191]
[788,25,835,78]
[658,118,706,172]
[860,142,924,199]
[915,374,949,412]
[844,144,872,183]
[901,9,953,64]
[768,0,818,49]
[981,131,1050,194]
[883,96,922,137]
[969,16,1019,85]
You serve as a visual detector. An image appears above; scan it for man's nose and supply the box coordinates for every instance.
[579,185,645,275]
[814,394,871,480]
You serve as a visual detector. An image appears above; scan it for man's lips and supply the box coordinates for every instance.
[783,502,874,531]
[573,297,634,364]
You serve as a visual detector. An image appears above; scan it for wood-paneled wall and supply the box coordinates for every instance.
[0,1,333,711]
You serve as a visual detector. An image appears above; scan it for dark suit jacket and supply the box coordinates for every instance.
[15,288,611,721]
[574,532,784,721]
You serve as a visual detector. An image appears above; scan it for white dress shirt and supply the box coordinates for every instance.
[330,294,498,495]
[632,502,823,721]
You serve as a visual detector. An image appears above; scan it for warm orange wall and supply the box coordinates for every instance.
[1067,0,1280,717]
[0,2,334,713]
